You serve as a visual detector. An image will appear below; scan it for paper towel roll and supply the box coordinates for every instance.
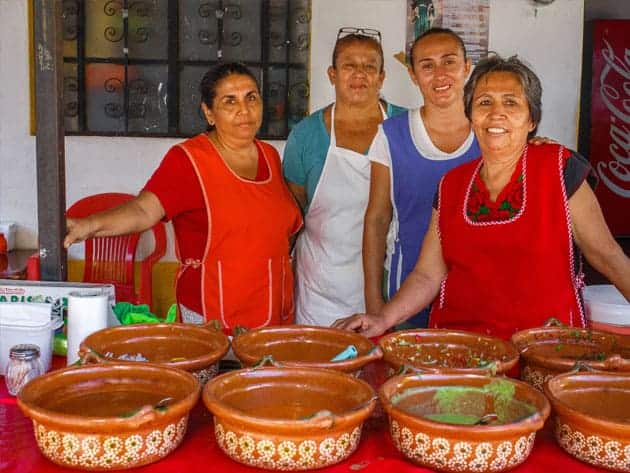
[66,290,108,365]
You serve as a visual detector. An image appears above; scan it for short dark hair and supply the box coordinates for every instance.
[332,34,384,72]
[199,62,259,109]
[409,27,467,67]
[463,54,542,138]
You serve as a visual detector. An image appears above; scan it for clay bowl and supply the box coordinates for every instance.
[379,373,550,472]
[203,366,376,470]
[511,324,630,391]
[545,371,630,471]
[17,362,200,470]
[231,325,382,374]
[379,329,519,376]
[80,323,230,384]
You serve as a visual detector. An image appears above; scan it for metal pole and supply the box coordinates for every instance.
[33,0,67,281]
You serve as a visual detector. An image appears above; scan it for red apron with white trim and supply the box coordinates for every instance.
[176,134,302,330]
[430,143,585,340]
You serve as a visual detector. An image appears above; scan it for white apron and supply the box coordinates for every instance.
[295,104,384,326]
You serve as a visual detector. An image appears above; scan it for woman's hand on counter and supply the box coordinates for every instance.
[332,312,389,338]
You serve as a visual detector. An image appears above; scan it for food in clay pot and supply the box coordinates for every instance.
[379,329,519,376]
[379,373,550,473]
[80,322,230,384]
[511,320,630,390]
[231,324,382,374]
[17,362,200,470]
[545,370,630,471]
[203,366,376,470]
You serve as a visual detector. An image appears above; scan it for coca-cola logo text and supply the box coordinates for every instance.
[597,38,630,198]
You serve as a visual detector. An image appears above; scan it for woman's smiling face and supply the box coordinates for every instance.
[471,71,535,159]
[408,33,470,108]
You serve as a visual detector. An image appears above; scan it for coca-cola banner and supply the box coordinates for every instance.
[589,20,630,236]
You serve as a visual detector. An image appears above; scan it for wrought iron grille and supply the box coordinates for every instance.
[61,0,311,139]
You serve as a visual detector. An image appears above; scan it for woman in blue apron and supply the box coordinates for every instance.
[363,28,479,328]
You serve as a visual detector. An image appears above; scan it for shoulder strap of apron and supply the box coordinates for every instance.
[330,104,338,147]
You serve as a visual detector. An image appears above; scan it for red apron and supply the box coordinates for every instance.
[430,143,585,339]
[176,134,302,330]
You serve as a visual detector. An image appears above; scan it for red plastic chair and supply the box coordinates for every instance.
[28,193,167,307]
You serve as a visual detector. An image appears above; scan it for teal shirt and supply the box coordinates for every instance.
[282,102,407,211]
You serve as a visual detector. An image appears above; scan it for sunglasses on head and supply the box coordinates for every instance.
[336,27,382,43]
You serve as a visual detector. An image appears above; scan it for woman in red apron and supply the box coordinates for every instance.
[334,55,630,339]
[65,63,302,332]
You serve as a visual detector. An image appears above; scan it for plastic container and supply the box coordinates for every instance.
[0,303,62,374]
[583,285,630,335]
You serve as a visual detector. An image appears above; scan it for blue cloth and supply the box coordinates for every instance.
[283,103,406,211]
[383,111,480,327]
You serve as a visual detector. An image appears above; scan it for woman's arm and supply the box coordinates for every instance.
[334,210,447,336]
[64,190,166,248]
[282,120,309,213]
[363,162,393,313]
[569,181,630,302]
[287,182,307,212]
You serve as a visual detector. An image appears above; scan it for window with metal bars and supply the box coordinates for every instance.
[61,0,311,139]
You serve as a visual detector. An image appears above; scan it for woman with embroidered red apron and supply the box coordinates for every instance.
[334,55,630,339]
[65,63,303,332]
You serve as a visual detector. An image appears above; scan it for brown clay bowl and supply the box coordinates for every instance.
[80,323,230,384]
[545,371,630,471]
[203,366,376,470]
[511,323,630,391]
[231,325,382,374]
[379,329,519,376]
[379,373,550,472]
[17,362,200,470]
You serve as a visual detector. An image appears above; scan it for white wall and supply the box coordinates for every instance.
[0,0,584,260]
[0,0,38,250]
[489,0,584,150]
[310,0,416,110]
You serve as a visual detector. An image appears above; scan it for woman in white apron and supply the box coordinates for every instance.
[283,28,405,326]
